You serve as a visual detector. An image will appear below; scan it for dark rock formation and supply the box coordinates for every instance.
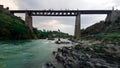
[50,43,120,68]
[82,10,120,36]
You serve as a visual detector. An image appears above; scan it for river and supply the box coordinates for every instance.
[0,39,71,68]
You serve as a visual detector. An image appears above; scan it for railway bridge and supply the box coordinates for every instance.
[10,10,112,39]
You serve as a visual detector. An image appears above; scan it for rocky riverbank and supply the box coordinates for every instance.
[45,41,120,68]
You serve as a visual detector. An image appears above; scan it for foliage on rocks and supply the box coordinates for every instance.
[0,12,34,40]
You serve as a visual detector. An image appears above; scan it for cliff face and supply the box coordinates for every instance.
[105,17,120,33]
[82,10,120,36]
[82,21,106,35]
[0,12,35,40]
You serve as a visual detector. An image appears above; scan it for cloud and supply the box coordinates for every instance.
[33,20,74,35]
[0,0,120,35]
[0,0,18,9]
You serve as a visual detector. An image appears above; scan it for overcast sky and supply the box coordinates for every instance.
[0,0,120,35]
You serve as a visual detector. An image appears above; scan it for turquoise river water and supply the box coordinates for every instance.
[0,39,70,68]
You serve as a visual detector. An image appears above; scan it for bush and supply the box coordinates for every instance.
[0,12,34,40]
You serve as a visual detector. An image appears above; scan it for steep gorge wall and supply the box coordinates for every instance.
[82,10,120,36]
[105,10,120,33]
[106,10,120,23]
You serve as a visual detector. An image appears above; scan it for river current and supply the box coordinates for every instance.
[0,39,71,68]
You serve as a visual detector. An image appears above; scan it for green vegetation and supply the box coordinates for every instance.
[38,30,73,39]
[95,33,120,43]
[82,33,120,43]
[0,12,72,40]
[90,44,105,53]
[81,17,120,43]
[0,12,35,40]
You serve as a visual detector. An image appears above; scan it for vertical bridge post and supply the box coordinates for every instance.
[74,13,81,39]
[25,12,33,30]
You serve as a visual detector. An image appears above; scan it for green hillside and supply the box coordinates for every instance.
[0,12,35,40]
[81,17,120,43]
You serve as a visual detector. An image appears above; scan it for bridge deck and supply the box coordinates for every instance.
[10,10,112,16]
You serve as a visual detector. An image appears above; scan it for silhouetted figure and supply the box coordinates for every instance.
[58,29,61,41]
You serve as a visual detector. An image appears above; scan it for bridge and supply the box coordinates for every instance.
[10,10,112,39]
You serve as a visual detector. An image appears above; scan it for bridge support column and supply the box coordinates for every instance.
[25,12,33,30]
[74,13,81,39]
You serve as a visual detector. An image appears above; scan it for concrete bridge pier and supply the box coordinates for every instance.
[74,13,81,39]
[25,12,33,30]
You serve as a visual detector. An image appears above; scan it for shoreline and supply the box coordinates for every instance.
[45,40,120,68]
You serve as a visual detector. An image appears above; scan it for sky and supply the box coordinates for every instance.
[0,0,120,35]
